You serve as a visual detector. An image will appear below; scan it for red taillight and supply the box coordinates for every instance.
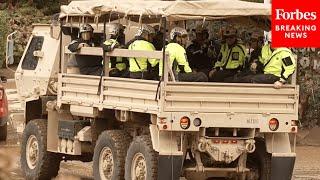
[0,89,8,117]
[291,120,298,126]
[231,140,238,144]
[163,124,168,130]
[269,118,279,131]
[222,140,229,144]
[213,140,220,143]
[180,116,190,129]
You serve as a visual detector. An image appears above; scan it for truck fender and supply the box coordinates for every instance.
[149,125,184,180]
[264,133,296,180]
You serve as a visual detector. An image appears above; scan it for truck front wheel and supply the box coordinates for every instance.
[93,130,131,180]
[125,135,158,180]
[20,119,61,179]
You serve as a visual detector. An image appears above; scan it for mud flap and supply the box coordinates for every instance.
[271,154,296,180]
[158,155,183,180]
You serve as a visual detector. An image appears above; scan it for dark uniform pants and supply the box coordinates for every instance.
[178,72,208,82]
[236,74,279,84]
[80,66,103,76]
[224,70,256,83]
[209,69,238,82]
[109,69,129,78]
[130,72,158,80]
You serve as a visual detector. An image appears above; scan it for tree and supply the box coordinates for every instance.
[8,0,14,9]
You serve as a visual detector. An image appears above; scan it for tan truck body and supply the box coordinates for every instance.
[16,1,298,179]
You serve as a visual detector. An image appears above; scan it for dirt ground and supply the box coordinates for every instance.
[1,120,320,180]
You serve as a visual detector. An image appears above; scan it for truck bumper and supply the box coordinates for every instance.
[158,155,183,180]
[271,154,295,180]
[0,116,8,126]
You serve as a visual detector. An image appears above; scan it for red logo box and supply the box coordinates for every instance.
[272,0,320,47]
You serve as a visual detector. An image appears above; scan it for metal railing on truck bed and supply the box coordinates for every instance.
[58,48,164,115]
[58,47,299,121]
[57,74,160,114]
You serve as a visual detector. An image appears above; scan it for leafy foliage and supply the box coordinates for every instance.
[0,10,8,67]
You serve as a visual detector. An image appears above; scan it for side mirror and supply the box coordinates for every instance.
[50,24,61,40]
[50,13,61,40]
[6,31,17,66]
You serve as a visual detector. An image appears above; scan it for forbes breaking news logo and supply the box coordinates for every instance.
[275,9,317,39]
[272,0,320,47]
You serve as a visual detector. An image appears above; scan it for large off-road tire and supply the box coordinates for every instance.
[0,123,7,141]
[247,138,271,180]
[125,135,158,180]
[20,119,61,180]
[93,130,131,180]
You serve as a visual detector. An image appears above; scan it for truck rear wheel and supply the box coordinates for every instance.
[20,119,61,180]
[247,138,271,180]
[125,135,158,180]
[0,123,7,141]
[93,130,131,180]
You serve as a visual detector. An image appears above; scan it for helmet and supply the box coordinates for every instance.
[106,23,120,36]
[223,27,237,37]
[266,31,272,42]
[170,27,188,40]
[79,24,93,34]
[136,24,155,37]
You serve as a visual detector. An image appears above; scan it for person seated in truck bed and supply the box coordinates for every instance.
[102,23,129,78]
[68,24,103,76]
[208,27,247,82]
[234,32,296,89]
[159,27,208,82]
[186,25,213,77]
[128,25,159,80]
[225,32,264,82]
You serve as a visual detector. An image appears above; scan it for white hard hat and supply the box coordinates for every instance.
[170,27,188,40]
[136,24,155,37]
[106,23,120,36]
[79,24,93,33]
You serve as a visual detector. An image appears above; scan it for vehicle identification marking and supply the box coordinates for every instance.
[247,118,259,124]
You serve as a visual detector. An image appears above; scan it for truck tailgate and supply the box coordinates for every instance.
[163,82,299,114]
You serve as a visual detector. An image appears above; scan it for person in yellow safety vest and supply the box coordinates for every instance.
[208,27,247,82]
[128,24,159,80]
[102,23,128,77]
[159,27,208,82]
[225,32,264,82]
[238,31,296,89]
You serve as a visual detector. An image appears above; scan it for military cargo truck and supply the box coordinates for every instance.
[15,1,298,179]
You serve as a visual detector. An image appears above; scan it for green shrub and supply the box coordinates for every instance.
[0,10,8,67]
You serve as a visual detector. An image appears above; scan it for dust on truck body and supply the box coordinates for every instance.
[16,0,298,180]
